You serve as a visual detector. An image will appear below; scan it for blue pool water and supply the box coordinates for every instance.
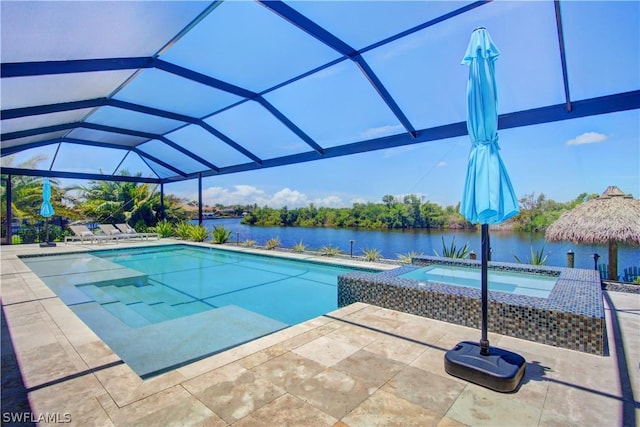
[400,265,557,298]
[22,245,372,377]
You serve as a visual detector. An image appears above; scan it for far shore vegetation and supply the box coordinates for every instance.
[241,192,599,233]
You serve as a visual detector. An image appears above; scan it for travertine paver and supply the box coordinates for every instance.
[0,241,637,427]
[381,365,466,416]
[446,385,542,426]
[233,393,338,427]
[341,389,443,427]
[287,367,375,419]
[182,362,286,424]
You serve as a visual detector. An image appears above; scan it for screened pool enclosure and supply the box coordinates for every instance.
[1,1,639,241]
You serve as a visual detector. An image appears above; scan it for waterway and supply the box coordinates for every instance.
[200,218,638,272]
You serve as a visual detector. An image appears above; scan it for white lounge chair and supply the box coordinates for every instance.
[115,223,159,240]
[65,225,111,244]
[97,224,130,241]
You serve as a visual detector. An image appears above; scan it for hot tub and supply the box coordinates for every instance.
[338,256,605,355]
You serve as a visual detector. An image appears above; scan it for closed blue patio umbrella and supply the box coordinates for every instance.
[40,178,56,247]
[444,27,525,393]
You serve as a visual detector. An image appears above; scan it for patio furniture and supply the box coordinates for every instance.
[623,266,639,283]
[65,225,111,244]
[97,224,130,241]
[115,223,159,240]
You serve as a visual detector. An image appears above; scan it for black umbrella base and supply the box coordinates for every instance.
[39,242,57,247]
[444,341,526,393]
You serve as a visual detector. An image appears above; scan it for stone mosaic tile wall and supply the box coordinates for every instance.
[338,256,605,355]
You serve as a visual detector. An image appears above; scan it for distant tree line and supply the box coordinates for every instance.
[242,193,599,232]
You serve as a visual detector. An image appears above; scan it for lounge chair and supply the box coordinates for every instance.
[97,224,130,241]
[115,223,159,240]
[65,225,111,244]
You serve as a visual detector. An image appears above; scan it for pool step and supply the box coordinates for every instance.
[102,301,152,328]
[170,301,211,317]
[77,285,118,305]
[78,282,213,327]
[128,302,172,324]
[148,302,184,320]
[136,283,194,305]
[99,285,144,305]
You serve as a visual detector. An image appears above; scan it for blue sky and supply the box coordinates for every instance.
[3,1,639,209]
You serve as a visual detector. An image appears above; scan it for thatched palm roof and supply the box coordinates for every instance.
[545,186,640,245]
[545,186,640,281]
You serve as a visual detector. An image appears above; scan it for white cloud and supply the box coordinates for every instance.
[360,124,404,139]
[270,188,309,207]
[180,185,351,209]
[201,185,266,206]
[565,132,608,146]
[382,145,417,158]
[234,184,264,197]
[313,195,343,207]
[437,161,448,167]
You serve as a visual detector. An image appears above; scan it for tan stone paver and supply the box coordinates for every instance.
[382,365,466,416]
[342,389,443,427]
[445,385,542,426]
[233,393,338,427]
[183,362,286,424]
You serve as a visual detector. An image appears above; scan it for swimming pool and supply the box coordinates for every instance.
[399,265,557,298]
[21,244,374,377]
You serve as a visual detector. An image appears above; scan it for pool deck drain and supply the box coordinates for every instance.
[2,240,638,426]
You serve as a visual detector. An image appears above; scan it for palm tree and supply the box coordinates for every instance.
[1,154,79,222]
[73,172,188,227]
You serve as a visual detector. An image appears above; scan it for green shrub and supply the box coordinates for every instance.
[243,239,256,248]
[363,247,382,262]
[212,226,233,244]
[265,237,280,250]
[134,219,148,233]
[292,240,306,253]
[321,245,343,257]
[154,220,174,238]
[40,224,63,242]
[175,222,191,240]
[17,226,37,244]
[513,245,548,265]
[11,235,22,244]
[434,237,470,259]
[397,251,423,264]
[188,224,209,242]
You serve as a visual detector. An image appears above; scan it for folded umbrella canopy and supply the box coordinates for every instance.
[444,27,524,393]
[460,28,519,225]
[40,178,56,247]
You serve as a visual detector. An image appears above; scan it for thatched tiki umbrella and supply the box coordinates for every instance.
[545,186,640,280]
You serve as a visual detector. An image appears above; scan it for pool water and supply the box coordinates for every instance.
[22,245,369,377]
[400,265,557,298]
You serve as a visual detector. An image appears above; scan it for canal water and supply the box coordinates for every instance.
[200,218,638,272]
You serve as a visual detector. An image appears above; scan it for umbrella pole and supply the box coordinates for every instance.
[443,222,526,392]
[480,224,490,355]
